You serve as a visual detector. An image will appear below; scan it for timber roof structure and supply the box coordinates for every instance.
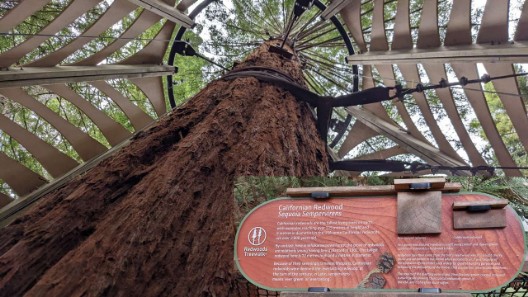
[0,0,527,214]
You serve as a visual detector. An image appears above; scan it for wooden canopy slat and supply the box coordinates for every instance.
[515,1,528,41]
[0,87,108,161]
[90,81,154,131]
[370,0,389,51]
[176,0,199,12]
[476,0,509,44]
[0,152,47,197]
[340,0,366,52]
[0,0,101,68]
[127,0,194,28]
[416,0,440,49]
[443,0,471,46]
[451,63,522,177]
[374,64,430,144]
[0,113,79,177]
[347,106,468,170]
[352,145,408,161]
[0,192,13,209]
[484,63,528,152]
[397,64,466,164]
[337,121,379,158]
[27,0,138,67]
[321,0,348,21]
[119,20,175,65]
[44,84,132,146]
[72,10,162,66]
[337,65,384,157]
[362,65,394,122]
[391,0,412,50]
[0,0,48,32]
[336,65,397,157]
[130,77,168,116]
[422,63,487,166]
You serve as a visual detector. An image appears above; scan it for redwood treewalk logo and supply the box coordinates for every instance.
[248,227,267,246]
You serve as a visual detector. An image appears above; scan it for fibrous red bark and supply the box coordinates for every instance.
[0,41,328,296]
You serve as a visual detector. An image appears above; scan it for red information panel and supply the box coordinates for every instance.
[235,193,525,292]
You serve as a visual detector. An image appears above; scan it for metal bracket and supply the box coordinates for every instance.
[310,191,330,199]
[394,177,446,192]
[418,288,442,293]
[268,45,294,59]
[307,287,331,292]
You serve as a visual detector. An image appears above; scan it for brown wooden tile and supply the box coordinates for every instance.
[397,191,442,234]
[453,209,506,229]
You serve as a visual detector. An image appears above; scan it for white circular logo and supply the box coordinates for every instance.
[248,227,267,246]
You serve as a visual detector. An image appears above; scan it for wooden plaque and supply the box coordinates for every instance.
[235,193,525,292]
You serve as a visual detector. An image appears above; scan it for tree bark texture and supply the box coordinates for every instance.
[0,41,328,296]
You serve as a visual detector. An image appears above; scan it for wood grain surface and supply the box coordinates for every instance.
[453,209,507,229]
[397,191,442,234]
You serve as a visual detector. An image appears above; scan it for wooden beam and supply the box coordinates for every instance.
[127,0,195,28]
[347,43,528,64]
[0,65,175,88]
[347,107,469,172]
[0,152,47,197]
[285,183,462,197]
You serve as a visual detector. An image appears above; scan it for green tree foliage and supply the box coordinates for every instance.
[469,71,528,171]
[170,26,208,104]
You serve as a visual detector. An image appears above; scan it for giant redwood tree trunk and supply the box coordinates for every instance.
[0,41,328,296]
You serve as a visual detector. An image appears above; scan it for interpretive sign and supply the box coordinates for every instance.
[235,193,525,292]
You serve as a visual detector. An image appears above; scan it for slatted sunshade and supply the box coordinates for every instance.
[0,0,527,214]
[326,0,528,177]
[0,0,191,209]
